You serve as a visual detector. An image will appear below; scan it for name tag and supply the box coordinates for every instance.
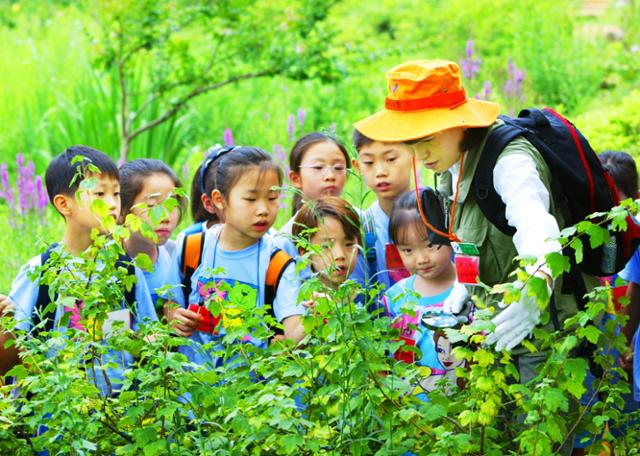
[102,309,132,339]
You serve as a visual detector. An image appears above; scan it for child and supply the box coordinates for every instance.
[0,145,157,393]
[280,132,351,235]
[291,196,361,289]
[352,128,415,291]
[383,189,464,399]
[119,159,185,310]
[164,146,304,366]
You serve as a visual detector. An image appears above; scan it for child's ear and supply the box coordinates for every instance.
[351,158,360,173]
[210,190,225,211]
[52,194,73,217]
[201,194,217,214]
[288,170,303,190]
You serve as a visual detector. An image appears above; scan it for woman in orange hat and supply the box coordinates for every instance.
[354,60,596,366]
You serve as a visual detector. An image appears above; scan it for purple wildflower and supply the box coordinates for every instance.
[273,144,289,175]
[297,108,306,131]
[223,128,234,146]
[287,115,296,142]
[503,59,526,115]
[460,39,481,80]
[35,175,48,212]
[483,81,492,100]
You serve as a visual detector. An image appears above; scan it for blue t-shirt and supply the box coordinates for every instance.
[384,276,453,369]
[364,201,410,292]
[9,250,158,395]
[164,225,304,366]
[617,248,640,401]
[143,244,172,309]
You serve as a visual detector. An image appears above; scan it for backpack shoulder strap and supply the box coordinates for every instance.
[180,231,206,303]
[362,207,378,283]
[265,248,294,337]
[115,252,137,306]
[33,243,59,335]
[471,117,525,236]
[264,249,294,307]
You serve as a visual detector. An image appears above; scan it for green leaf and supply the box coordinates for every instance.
[572,238,583,264]
[526,276,550,308]
[586,224,610,249]
[135,253,154,272]
[91,198,110,220]
[546,252,570,278]
[578,325,601,344]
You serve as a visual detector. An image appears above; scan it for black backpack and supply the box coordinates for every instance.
[472,107,640,278]
[33,243,137,336]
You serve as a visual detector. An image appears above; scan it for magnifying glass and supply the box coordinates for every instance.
[421,310,468,330]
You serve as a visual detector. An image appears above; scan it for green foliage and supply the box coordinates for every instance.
[2,200,640,454]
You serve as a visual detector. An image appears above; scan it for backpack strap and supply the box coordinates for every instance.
[116,253,137,307]
[33,244,59,336]
[471,118,524,237]
[362,208,378,285]
[265,249,294,336]
[180,231,206,304]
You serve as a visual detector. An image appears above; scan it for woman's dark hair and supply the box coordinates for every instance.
[352,128,374,151]
[208,146,282,198]
[389,189,449,246]
[460,127,490,153]
[289,132,350,216]
[292,196,362,248]
[599,150,638,199]
[119,158,185,221]
[189,163,219,224]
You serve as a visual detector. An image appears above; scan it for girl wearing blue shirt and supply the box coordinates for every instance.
[164,147,304,366]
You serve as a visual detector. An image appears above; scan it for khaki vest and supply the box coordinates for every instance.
[438,122,598,336]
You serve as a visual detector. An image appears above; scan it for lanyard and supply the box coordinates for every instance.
[412,155,464,243]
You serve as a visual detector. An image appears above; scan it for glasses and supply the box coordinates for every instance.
[298,164,348,176]
[200,145,236,194]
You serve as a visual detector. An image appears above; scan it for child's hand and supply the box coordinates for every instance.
[165,306,201,337]
[301,292,330,315]
[0,295,14,316]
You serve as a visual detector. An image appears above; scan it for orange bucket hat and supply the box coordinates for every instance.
[354,60,500,142]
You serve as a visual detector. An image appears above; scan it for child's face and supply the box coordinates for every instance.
[355,142,413,202]
[308,216,359,287]
[215,167,280,243]
[130,173,179,246]
[410,128,465,174]
[290,142,347,201]
[396,225,453,281]
[70,174,121,232]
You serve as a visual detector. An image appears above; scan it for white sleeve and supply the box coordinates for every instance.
[273,262,304,322]
[493,153,562,276]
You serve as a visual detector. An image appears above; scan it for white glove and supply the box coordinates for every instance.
[485,280,549,352]
[442,281,469,314]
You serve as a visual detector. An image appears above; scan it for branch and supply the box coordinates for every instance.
[126,70,273,143]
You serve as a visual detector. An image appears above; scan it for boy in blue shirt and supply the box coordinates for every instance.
[0,145,157,394]
[352,130,415,291]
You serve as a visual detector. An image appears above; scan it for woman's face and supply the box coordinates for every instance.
[410,127,466,173]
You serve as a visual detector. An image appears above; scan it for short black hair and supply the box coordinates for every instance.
[352,129,375,152]
[599,150,638,199]
[389,189,450,246]
[45,145,119,205]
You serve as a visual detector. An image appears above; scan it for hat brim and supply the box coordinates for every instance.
[354,98,501,142]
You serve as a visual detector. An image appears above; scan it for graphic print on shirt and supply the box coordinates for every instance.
[193,276,258,335]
